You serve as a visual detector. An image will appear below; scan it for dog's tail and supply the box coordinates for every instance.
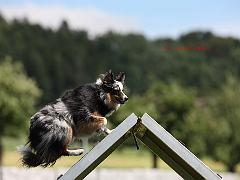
[17,145,42,167]
[19,105,74,168]
[18,126,71,168]
[17,145,41,168]
[18,135,67,168]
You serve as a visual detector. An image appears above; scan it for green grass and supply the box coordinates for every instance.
[1,137,228,171]
[2,137,157,168]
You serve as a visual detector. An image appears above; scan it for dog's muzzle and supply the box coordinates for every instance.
[120,95,128,104]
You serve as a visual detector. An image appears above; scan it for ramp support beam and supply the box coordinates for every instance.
[60,113,221,180]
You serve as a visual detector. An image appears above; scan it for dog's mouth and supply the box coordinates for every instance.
[114,95,128,104]
[119,99,126,104]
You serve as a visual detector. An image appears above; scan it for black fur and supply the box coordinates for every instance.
[19,71,128,167]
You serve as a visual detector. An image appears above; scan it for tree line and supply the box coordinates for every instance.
[1,13,240,171]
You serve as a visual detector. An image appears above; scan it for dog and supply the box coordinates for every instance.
[19,70,128,167]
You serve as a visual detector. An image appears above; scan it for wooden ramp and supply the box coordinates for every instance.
[59,113,221,180]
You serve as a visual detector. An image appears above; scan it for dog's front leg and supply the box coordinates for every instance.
[91,114,107,125]
[102,127,114,135]
[91,114,114,135]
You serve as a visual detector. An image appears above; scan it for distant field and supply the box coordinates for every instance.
[4,147,154,168]
[3,137,159,168]
[2,137,229,171]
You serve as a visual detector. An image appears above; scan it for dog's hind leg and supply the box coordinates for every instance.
[62,125,84,156]
[64,148,84,156]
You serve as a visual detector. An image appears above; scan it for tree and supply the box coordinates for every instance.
[0,57,41,172]
[183,101,210,157]
[185,75,240,172]
[145,82,196,139]
[204,76,240,172]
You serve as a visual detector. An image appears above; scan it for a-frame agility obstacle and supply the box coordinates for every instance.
[59,113,222,180]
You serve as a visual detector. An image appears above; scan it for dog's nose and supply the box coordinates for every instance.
[124,96,129,102]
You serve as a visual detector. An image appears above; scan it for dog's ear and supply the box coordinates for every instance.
[103,70,114,84]
[115,72,125,84]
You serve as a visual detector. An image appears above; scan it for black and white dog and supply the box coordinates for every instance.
[19,70,128,167]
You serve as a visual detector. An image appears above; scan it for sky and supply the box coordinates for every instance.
[0,0,240,39]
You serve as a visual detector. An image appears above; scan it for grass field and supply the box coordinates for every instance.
[1,137,229,171]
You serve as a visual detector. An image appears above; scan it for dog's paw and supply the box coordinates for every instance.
[66,148,84,156]
[105,128,115,135]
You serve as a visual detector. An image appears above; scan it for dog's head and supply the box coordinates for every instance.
[96,70,128,105]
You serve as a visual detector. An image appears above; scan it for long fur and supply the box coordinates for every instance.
[19,71,128,167]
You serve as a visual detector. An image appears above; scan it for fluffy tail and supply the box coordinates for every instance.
[19,104,74,167]
[18,142,64,168]
[17,145,42,167]
[18,133,66,168]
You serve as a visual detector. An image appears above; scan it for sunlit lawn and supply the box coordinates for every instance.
[2,137,230,172]
[3,137,157,168]
[3,148,154,168]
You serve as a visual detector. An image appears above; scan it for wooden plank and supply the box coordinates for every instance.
[59,113,138,180]
[137,113,221,180]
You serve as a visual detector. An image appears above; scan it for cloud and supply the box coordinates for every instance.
[0,3,141,36]
[0,2,239,39]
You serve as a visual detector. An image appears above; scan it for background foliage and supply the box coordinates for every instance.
[0,57,41,137]
[1,14,240,171]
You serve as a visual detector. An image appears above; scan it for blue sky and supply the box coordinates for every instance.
[0,0,240,38]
